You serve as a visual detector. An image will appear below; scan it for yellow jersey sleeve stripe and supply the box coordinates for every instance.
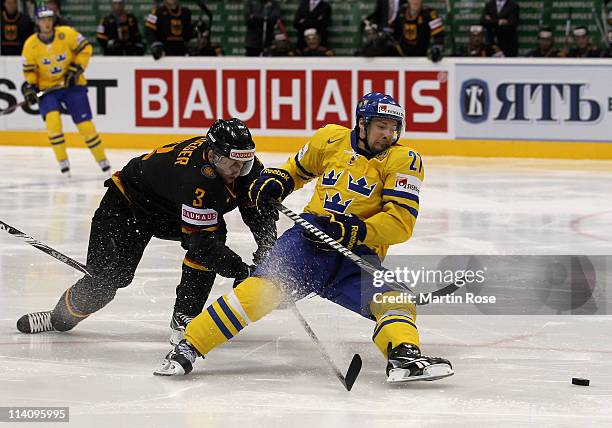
[216,297,246,331]
[206,305,233,339]
[74,41,91,54]
[212,301,240,336]
[373,316,417,341]
[293,154,317,178]
[387,200,418,219]
[382,189,419,204]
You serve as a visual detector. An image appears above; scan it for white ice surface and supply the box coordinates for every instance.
[1,147,611,428]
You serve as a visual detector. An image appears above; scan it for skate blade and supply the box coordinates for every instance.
[387,364,454,383]
[153,360,186,376]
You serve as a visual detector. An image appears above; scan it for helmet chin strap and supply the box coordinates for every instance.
[357,120,374,155]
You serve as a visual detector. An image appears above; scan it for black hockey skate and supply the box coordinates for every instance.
[386,344,454,383]
[16,311,56,334]
[154,339,201,376]
[169,312,195,345]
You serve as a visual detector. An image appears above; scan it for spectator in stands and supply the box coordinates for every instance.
[145,0,194,60]
[189,19,222,56]
[458,24,503,57]
[244,0,281,57]
[365,0,407,33]
[525,27,560,58]
[1,0,34,55]
[293,0,331,50]
[96,0,144,56]
[480,0,519,57]
[264,31,296,56]
[566,26,601,58]
[298,27,333,56]
[394,0,444,62]
[45,0,70,27]
[355,21,399,56]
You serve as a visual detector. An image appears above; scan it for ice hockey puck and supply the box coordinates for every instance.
[572,378,590,386]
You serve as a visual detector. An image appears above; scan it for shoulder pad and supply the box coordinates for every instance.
[385,144,421,167]
[316,124,351,140]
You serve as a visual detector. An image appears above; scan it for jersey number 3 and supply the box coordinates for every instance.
[193,188,206,207]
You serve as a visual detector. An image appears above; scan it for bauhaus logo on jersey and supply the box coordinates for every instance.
[134,68,448,133]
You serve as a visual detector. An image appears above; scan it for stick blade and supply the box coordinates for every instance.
[343,354,362,391]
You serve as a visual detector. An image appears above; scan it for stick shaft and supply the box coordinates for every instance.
[290,304,351,389]
[0,220,92,277]
[275,203,459,303]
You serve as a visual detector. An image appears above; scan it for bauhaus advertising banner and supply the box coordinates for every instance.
[0,57,451,139]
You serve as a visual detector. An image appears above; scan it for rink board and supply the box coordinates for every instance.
[1,57,611,159]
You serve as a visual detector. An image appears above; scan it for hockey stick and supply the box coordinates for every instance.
[291,304,362,391]
[0,86,61,116]
[563,7,573,53]
[274,203,460,305]
[0,219,92,276]
[1,217,361,389]
[444,0,456,56]
[592,6,606,43]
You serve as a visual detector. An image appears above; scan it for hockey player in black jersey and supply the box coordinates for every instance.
[16,118,277,345]
[145,0,194,59]
[394,0,444,61]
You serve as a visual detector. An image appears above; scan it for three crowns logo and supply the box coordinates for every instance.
[347,174,376,197]
[321,169,342,186]
[323,192,353,214]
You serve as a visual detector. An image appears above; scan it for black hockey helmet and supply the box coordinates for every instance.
[206,118,256,176]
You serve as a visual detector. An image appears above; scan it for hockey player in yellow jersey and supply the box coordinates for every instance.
[21,6,110,175]
[154,92,454,383]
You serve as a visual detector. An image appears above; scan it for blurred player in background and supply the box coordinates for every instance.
[263,31,296,57]
[394,0,444,62]
[21,6,110,175]
[44,0,70,27]
[298,28,333,56]
[1,0,34,56]
[16,118,277,346]
[145,0,194,60]
[96,0,144,56]
[458,24,503,57]
[479,0,519,57]
[525,27,560,58]
[293,0,332,50]
[155,93,454,384]
[244,0,281,57]
[565,26,601,58]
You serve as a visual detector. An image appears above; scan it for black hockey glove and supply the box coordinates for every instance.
[150,42,165,60]
[319,213,367,251]
[248,168,294,211]
[22,84,39,106]
[428,45,444,63]
[64,63,83,87]
[232,264,256,288]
